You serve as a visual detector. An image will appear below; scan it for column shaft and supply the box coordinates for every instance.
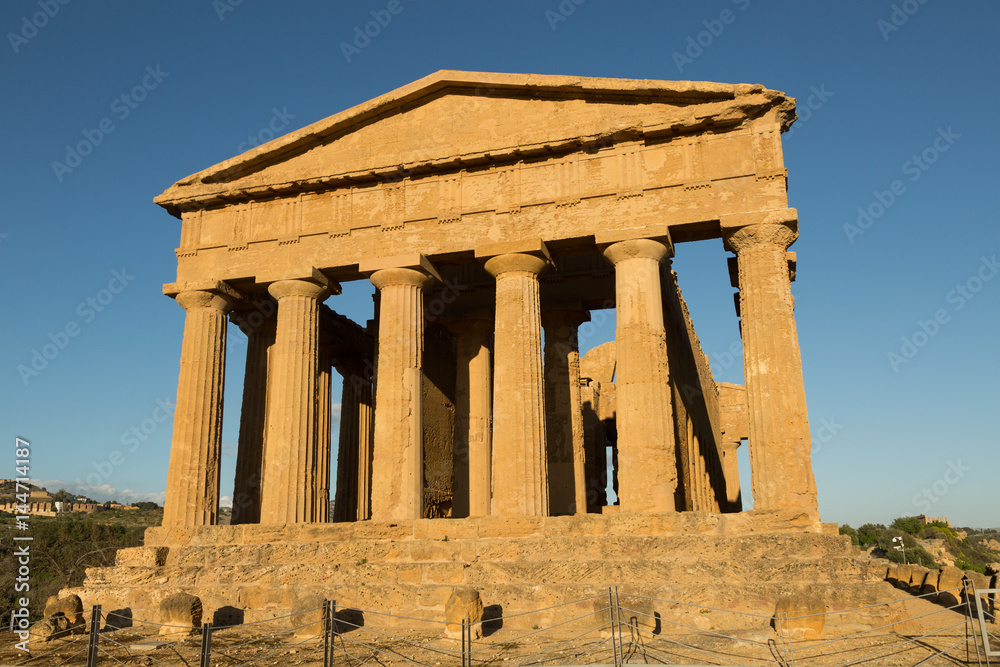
[259,279,326,524]
[542,311,588,515]
[485,253,549,516]
[163,290,233,527]
[450,320,493,517]
[316,351,332,522]
[230,307,275,525]
[726,222,818,511]
[603,239,677,512]
[369,268,434,520]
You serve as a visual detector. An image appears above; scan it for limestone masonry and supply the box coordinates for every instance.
[72,71,848,627]
[154,70,815,526]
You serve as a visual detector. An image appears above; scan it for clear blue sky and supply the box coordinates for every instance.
[2,1,997,528]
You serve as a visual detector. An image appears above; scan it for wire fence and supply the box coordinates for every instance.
[3,582,997,667]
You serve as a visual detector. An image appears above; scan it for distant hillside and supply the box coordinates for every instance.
[0,507,162,621]
[840,516,1000,573]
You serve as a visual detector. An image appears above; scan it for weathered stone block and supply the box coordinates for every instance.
[774,593,826,639]
[158,592,202,635]
[937,566,965,607]
[291,594,327,639]
[444,587,484,639]
[29,616,72,642]
[44,593,86,635]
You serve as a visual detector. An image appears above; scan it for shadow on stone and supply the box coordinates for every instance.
[336,608,364,634]
[482,604,503,636]
[213,606,244,628]
[104,608,133,630]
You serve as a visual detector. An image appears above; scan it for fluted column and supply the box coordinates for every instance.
[333,357,374,522]
[720,439,742,512]
[542,309,589,516]
[448,319,493,518]
[484,253,549,516]
[602,239,677,512]
[723,217,818,511]
[163,289,235,527]
[230,303,276,525]
[369,268,435,520]
[259,279,328,524]
[315,347,333,522]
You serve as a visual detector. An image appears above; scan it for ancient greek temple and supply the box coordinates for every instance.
[155,71,818,527]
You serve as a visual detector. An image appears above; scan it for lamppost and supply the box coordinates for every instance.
[892,536,907,564]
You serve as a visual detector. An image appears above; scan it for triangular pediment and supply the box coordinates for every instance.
[155,70,793,217]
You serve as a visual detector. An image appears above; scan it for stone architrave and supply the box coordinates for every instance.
[723,212,818,512]
[600,237,677,512]
[542,309,589,516]
[259,277,330,524]
[230,300,276,525]
[162,286,236,527]
[448,319,493,518]
[366,263,436,520]
[483,251,550,516]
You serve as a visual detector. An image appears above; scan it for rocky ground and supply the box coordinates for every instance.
[2,609,994,667]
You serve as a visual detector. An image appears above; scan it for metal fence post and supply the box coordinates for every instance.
[461,618,469,667]
[324,599,335,667]
[614,587,625,663]
[608,587,620,667]
[86,604,101,667]
[199,622,213,667]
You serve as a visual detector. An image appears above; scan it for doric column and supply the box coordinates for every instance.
[720,439,742,512]
[483,252,549,516]
[259,278,329,524]
[315,347,333,522]
[542,309,589,516]
[368,267,435,520]
[448,319,493,518]
[162,287,236,527]
[230,299,276,525]
[723,212,818,511]
[333,357,375,522]
[601,238,678,512]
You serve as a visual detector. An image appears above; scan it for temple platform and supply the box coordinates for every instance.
[67,510,918,635]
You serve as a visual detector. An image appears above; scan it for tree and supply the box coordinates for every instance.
[891,516,924,535]
[51,489,75,504]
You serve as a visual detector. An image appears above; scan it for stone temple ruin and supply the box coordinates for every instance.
[74,71,881,629]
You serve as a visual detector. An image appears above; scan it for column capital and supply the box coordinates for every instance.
[267,278,330,301]
[230,294,277,335]
[721,209,799,254]
[484,253,549,278]
[601,238,671,266]
[174,289,236,314]
[369,267,436,291]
